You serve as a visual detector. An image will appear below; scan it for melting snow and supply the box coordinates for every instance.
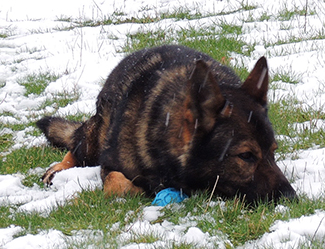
[1,0,325,248]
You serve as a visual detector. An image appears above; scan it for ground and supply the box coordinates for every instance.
[0,0,325,248]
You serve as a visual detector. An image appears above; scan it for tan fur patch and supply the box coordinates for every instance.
[225,140,262,183]
[183,108,195,145]
[103,171,144,197]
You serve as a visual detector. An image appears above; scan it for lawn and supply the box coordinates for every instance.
[0,0,325,248]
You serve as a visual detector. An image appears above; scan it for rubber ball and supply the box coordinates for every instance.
[152,188,188,206]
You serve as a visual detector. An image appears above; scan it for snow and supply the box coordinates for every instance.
[142,206,165,222]
[280,148,325,199]
[0,226,24,247]
[1,0,325,248]
[240,210,325,249]
[3,229,67,249]
[119,212,230,249]
[0,166,101,216]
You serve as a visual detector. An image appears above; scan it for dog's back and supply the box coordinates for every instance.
[98,45,241,190]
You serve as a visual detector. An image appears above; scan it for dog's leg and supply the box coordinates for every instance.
[103,171,143,197]
[42,151,77,185]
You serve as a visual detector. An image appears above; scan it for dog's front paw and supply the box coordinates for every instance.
[103,171,144,197]
[41,151,77,186]
[41,164,62,186]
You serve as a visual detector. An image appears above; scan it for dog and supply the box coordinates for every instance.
[37,45,297,203]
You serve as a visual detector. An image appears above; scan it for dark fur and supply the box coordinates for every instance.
[37,45,296,203]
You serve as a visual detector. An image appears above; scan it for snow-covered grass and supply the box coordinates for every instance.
[1,0,325,248]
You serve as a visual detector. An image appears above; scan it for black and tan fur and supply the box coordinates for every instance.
[37,45,296,203]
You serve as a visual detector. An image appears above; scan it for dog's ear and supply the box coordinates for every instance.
[241,57,269,106]
[185,60,226,133]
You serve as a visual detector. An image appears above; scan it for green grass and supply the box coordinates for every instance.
[0,33,9,38]
[0,147,66,175]
[1,72,80,124]
[18,72,60,96]
[1,189,324,247]
[264,31,325,48]
[272,70,302,84]
[39,91,80,111]
[55,7,211,31]
[122,24,254,80]
[0,129,13,152]
[269,99,325,159]
[1,2,325,248]
[277,5,315,21]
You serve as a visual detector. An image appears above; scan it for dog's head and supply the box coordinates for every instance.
[182,57,297,203]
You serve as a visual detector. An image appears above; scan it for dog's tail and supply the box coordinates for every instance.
[36,116,82,150]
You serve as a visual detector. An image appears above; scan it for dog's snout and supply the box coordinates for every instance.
[278,182,298,202]
[283,188,298,201]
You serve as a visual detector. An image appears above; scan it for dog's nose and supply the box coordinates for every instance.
[283,191,298,202]
[280,185,298,202]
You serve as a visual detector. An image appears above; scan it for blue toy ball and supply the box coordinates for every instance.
[152,188,188,206]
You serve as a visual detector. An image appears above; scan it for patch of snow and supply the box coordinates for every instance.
[1,0,325,248]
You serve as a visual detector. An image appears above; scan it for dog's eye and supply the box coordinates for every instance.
[238,152,256,163]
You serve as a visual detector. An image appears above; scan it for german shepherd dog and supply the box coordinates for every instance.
[37,45,297,203]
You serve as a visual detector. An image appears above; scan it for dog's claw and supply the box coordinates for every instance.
[41,152,77,187]
[41,167,57,186]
